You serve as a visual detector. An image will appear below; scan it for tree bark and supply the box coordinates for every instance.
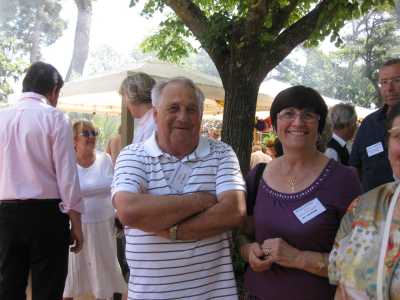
[221,71,262,175]
[30,3,44,63]
[66,0,92,81]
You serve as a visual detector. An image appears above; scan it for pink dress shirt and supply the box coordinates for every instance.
[0,92,82,213]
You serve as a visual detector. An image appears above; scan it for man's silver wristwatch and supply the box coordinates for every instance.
[169,224,179,240]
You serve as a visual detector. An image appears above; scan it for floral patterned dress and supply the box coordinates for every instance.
[329,182,400,300]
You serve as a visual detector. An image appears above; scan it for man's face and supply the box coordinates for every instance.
[154,82,202,156]
[379,63,400,109]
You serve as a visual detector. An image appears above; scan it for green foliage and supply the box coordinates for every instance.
[0,0,66,60]
[0,34,27,101]
[140,16,197,64]
[275,8,400,108]
[132,0,394,63]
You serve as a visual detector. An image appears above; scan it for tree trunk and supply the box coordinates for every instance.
[221,72,261,176]
[66,0,92,81]
[395,0,400,27]
[30,4,44,63]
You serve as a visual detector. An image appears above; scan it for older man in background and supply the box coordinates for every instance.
[350,59,400,191]
[325,103,357,165]
[112,77,246,299]
[0,62,83,300]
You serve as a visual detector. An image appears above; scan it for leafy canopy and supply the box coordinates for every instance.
[132,0,393,63]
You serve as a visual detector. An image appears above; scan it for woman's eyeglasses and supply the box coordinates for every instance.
[79,130,99,137]
[277,109,320,123]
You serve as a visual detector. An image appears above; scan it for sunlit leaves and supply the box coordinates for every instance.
[131,0,393,62]
[0,35,27,101]
[140,16,197,63]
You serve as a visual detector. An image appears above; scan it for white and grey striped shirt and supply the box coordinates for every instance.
[112,133,246,300]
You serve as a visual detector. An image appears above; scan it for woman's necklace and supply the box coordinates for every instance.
[288,176,296,193]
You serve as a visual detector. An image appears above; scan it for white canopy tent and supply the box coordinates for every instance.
[58,60,273,116]
[57,61,373,119]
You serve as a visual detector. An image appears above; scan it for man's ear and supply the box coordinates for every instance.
[47,86,60,107]
[153,107,158,122]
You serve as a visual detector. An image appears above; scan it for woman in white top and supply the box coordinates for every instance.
[63,120,126,300]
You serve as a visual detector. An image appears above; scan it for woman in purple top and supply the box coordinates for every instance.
[239,86,362,300]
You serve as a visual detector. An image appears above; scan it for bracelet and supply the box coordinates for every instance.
[169,224,179,240]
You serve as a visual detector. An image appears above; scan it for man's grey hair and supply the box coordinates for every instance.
[151,77,205,112]
[328,103,357,130]
[119,72,155,105]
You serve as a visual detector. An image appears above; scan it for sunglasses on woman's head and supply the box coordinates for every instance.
[79,130,98,137]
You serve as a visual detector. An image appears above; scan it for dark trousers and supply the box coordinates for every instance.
[114,231,129,300]
[0,201,70,300]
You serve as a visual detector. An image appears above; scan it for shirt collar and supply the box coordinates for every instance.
[332,133,347,147]
[143,132,210,160]
[377,104,388,121]
[19,92,48,104]
[137,108,153,126]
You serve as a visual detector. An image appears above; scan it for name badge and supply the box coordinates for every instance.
[293,198,326,224]
[366,142,384,157]
[169,163,192,193]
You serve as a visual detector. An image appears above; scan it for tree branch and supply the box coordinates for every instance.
[261,0,335,70]
[244,0,269,39]
[166,0,210,41]
[165,0,228,74]
[269,0,301,35]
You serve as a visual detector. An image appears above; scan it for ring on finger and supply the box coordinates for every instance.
[263,247,271,256]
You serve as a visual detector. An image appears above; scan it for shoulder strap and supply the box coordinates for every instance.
[247,163,267,215]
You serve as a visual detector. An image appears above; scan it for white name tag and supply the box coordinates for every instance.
[366,142,384,157]
[293,198,326,224]
[169,163,192,193]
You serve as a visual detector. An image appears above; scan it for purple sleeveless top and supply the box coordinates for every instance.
[244,160,362,300]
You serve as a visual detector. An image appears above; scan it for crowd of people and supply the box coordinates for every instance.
[1,58,400,300]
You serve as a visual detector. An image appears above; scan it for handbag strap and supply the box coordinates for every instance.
[377,183,400,300]
[246,163,267,215]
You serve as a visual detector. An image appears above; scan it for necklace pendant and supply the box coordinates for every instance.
[288,177,296,193]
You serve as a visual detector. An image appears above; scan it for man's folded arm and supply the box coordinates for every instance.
[171,190,246,241]
[113,191,217,232]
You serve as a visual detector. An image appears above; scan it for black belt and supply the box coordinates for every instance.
[0,199,61,204]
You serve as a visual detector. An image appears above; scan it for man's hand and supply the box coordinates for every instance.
[69,225,83,253]
[67,210,84,253]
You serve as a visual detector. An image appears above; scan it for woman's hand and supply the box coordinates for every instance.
[241,242,272,272]
[261,238,301,269]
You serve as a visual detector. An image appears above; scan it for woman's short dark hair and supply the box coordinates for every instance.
[22,61,64,95]
[270,85,328,134]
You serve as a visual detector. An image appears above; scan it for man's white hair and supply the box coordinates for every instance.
[151,77,205,112]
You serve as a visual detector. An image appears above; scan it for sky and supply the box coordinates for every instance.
[43,0,161,76]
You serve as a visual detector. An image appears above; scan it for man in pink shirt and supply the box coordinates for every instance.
[0,61,83,300]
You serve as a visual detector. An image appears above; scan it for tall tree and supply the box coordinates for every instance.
[0,0,66,63]
[132,0,393,173]
[65,0,93,81]
[275,8,400,108]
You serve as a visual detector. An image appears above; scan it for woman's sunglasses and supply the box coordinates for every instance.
[79,130,99,137]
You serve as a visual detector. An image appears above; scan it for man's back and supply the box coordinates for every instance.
[0,93,80,210]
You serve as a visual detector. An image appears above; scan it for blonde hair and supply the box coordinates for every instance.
[72,120,96,138]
